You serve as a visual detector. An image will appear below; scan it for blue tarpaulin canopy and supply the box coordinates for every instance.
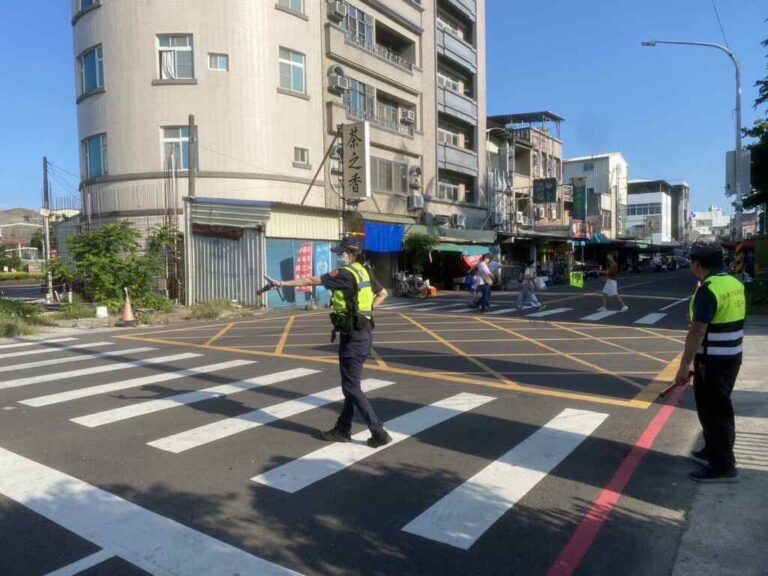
[364,221,404,253]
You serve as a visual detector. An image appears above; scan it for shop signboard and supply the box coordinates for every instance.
[533,178,558,204]
[294,242,314,293]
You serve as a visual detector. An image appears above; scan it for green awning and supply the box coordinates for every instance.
[405,224,496,244]
[588,233,610,244]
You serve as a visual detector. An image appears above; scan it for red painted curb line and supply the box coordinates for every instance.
[546,384,689,576]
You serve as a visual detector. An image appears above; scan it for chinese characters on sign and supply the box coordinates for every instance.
[342,121,371,200]
[532,178,558,204]
[294,243,314,294]
[569,271,584,288]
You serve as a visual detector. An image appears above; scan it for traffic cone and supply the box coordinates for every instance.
[122,287,136,324]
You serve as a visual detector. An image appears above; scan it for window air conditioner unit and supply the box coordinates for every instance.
[491,210,504,226]
[399,109,416,124]
[328,1,348,22]
[535,206,545,219]
[329,142,342,160]
[516,211,525,224]
[328,73,349,94]
[408,193,424,210]
[550,207,557,219]
[451,214,467,228]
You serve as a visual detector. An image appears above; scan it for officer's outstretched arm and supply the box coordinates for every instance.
[266,275,322,288]
[373,287,388,309]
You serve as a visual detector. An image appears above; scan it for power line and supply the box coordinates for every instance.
[48,162,81,182]
[710,0,731,49]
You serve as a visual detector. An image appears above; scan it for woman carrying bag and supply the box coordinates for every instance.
[516,260,545,310]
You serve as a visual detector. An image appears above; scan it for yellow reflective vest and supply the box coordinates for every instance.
[331,262,374,318]
[689,272,745,358]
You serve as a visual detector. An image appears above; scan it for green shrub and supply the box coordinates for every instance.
[187,300,233,320]
[136,292,175,313]
[0,272,45,281]
[55,303,95,320]
[0,299,45,323]
[0,319,38,338]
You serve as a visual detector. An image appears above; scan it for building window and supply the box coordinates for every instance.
[277,0,304,14]
[438,127,460,147]
[371,157,408,194]
[437,69,460,92]
[627,202,662,216]
[377,96,399,126]
[583,161,594,172]
[346,4,374,45]
[602,210,612,229]
[437,177,460,201]
[82,134,107,179]
[279,47,305,94]
[294,147,309,166]
[208,53,229,71]
[346,78,372,116]
[464,182,476,204]
[437,14,464,40]
[162,127,195,171]
[158,35,194,79]
[78,45,104,95]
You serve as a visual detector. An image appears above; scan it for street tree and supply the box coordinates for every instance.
[743,36,768,217]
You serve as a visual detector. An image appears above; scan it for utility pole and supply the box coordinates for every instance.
[42,157,53,303]
[188,114,197,198]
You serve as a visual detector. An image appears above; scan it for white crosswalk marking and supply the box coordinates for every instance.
[410,303,467,312]
[0,346,152,374]
[149,379,395,453]
[252,392,495,494]
[0,447,301,576]
[0,337,77,350]
[0,352,200,391]
[634,312,667,325]
[402,408,609,550]
[71,368,321,428]
[526,307,572,318]
[0,341,113,361]
[581,310,619,322]
[380,302,429,310]
[486,307,519,316]
[20,360,256,407]
[45,550,115,576]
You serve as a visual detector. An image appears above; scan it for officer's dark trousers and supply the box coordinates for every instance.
[337,326,384,434]
[693,356,741,473]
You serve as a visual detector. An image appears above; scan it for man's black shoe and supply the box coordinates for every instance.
[317,427,351,442]
[691,448,709,465]
[689,466,739,483]
[366,430,392,448]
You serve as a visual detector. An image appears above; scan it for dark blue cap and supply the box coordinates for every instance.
[331,236,364,254]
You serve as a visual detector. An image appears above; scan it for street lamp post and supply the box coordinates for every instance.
[641,39,743,241]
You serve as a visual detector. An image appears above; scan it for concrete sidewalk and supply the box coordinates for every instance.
[672,317,768,576]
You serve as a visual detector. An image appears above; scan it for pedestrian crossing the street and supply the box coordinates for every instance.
[0,336,618,556]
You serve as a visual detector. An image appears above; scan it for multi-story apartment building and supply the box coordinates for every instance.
[70,0,486,233]
[691,205,732,241]
[563,153,628,240]
[626,180,673,244]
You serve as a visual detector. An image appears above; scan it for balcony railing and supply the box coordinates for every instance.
[345,31,413,72]
[346,105,414,138]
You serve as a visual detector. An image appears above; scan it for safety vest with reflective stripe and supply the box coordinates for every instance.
[689,272,745,358]
[331,262,374,317]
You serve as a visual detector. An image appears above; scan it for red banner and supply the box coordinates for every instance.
[294,243,314,293]
[462,255,482,270]
[570,219,593,239]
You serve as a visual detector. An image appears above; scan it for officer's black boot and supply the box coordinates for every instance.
[317,426,352,442]
[366,429,392,448]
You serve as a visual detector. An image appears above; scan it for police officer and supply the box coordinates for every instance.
[265,237,392,448]
[673,241,745,483]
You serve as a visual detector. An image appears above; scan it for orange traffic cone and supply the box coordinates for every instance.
[122,287,136,324]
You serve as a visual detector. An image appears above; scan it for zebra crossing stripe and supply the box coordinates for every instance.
[581,310,618,322]
[0,346,153,374]
[20,360,256,407]
[45,550,115,576]
[252,392,495,494]
[410,303,467,312]
[149,379,395,453]
[486,307,519,316]
[0,337,77,350]
[71,368,321,428]
[0,447,302,576]
[402,408,608,550]
[379,302,428,310]
[634,312,667,325]
[0,352,199,391]
[0,341,113,361]
[526,307,572,318]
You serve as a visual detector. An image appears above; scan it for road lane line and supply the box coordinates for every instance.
[403,408,609,549]
[0,341,113,360]
[149,378,395,453]
[45,550,115,576]
[71,368,321,428]
[580,310,619,321]
[252,392,495,493]
[634,312,667,325]
[659,296,691,311]
[526,307,572,318]
[0,345,141,373]
[0,337,77,350]
[546,386,689,576]
[274,316,296,354]
[0,352,200,390]
[0,447,302,576]
[20,360,255,407]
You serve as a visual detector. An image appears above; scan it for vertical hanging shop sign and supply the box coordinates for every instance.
[343,121,371,201]
[572,177,587,220]
[294,242,314,293]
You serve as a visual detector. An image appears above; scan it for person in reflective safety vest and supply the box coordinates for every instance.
[673,242,745,483]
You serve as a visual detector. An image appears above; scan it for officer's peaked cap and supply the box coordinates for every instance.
[331,236,364,254]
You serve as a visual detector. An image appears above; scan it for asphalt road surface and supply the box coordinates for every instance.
[0,271,710,576]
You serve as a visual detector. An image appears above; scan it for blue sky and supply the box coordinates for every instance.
[0,1,765,212]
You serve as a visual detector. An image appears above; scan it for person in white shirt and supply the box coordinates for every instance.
[516,260,543,310]
[475,254,494,312]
